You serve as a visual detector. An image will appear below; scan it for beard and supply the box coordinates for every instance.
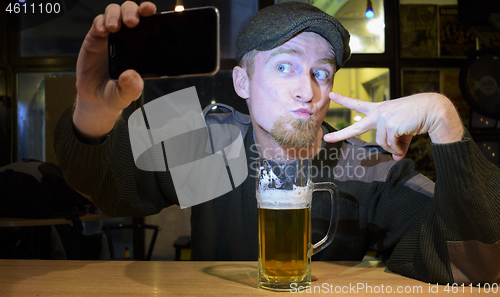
[269,114,318,148]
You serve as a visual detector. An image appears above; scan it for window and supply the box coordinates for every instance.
[326,67,389,143]
[16,71,74,161]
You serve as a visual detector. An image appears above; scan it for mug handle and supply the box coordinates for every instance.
[311,182,340,256]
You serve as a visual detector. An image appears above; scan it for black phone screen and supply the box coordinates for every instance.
[108,7,219,80]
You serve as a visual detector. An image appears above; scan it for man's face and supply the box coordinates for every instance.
[243,32,336,148]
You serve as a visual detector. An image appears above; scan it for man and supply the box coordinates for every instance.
[54,1,500,285]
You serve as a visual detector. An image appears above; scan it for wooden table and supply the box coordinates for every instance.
[0,260,492,296]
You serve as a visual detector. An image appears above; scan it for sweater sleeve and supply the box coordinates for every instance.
[53,107,176,217]
[385,130,500,284]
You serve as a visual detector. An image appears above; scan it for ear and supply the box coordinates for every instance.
[232,66,250,99]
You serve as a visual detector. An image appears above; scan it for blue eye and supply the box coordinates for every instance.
[313,70,329,80]
[277,63,292,73]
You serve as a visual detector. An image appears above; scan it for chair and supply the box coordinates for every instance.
[101,224,159,261]
[173,235,191,261]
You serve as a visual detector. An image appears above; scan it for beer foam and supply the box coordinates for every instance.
[256,185,312,209]
[258,166,283,188]
[257,165,312,209]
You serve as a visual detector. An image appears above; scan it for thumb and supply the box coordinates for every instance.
[117,69,144,103]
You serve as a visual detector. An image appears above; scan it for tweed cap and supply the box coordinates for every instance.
[235,2,351,71]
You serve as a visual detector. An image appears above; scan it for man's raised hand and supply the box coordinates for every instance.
[323,92,464,161]
[73,1,157,139]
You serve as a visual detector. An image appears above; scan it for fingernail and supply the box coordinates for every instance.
[108,17,118,27]
[124,12,134,22]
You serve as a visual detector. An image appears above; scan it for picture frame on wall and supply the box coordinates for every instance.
[400,4,438,58]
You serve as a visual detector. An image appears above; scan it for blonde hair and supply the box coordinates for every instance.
[238,49,259,80]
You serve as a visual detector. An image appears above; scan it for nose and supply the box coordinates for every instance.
[292,72,315,102]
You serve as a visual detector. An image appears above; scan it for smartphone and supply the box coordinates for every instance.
[108,7,220,80]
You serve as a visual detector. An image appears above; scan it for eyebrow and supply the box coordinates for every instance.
[265,48,302,64]
[318,58,337,71]
[265,48,336,71]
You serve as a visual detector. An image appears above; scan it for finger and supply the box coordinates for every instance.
[104,3,122,33]
[84,14,113,54]
[385,132,406,161]
[329,92,377,115]
[117,70,144,103]
[90,14,108,38]
[139,2,157,16]
[393,134,413,161]
[324,113,377,142]
[121,1,141,28]
[381,130,413,161]
[376,121,408,160]
[392,154,404,162]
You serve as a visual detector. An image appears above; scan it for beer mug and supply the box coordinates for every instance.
[256,158,340,291]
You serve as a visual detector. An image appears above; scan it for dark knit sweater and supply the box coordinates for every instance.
[54,105,500,285]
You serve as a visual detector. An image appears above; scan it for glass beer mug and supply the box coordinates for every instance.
[256,158,340,291]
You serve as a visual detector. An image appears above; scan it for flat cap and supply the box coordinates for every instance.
[235,1,351,70]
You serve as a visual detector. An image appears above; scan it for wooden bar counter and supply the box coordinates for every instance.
[0,260,491,296]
